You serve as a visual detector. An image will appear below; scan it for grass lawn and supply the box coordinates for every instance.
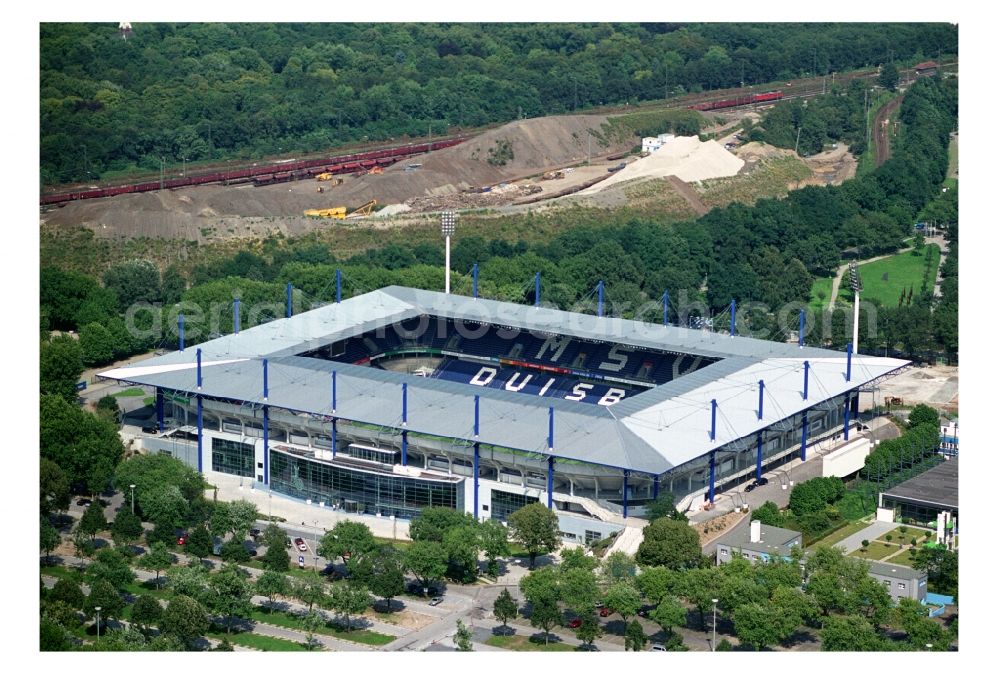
[249,608,394,646]
[809,276,836,313]
[857,244,940,307]
[112,387,145,398]
[485,633,577,652]
[885,548,919,566]
[373,536,412,550]
[884,526,931,544]
[850,541,900,560]
[806,519,872,552]
[241,559,342,583]
[208,631,309,651]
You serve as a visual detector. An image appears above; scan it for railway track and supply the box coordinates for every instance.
[40,60,956,206]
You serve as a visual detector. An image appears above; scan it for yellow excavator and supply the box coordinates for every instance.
[316,173,344,183]
[303,199,377,219]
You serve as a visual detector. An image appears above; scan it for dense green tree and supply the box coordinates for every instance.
[820,614,890,651]
[635,566,680,606]
[560,546,599,573]
[493,588,518,630]
[185,524,213,560]
[209,564,255,634]
[255,570,291,612]
[527,594,561,644]
[167,563,211,604]
[40,336,84,401]
[604,580,642,625]
[40,618,72,651]
[131,594,164,634]
[319,520,376,563]
[79,501,107,542]
[353,545,405,611]
[139,541,174,588]
[50,578,85,610]
[601,551,637,582]
[328,582,372,631]
[651,596,688,637]
[111,510,144,550]
[624,619,648,651]
[750,501,784,527]
[79,322,116,366]
[560,567,601,615]
[733,602,798,650]
[644,492,685,521]
[454,619,473,651]
[85,579,125,624]
[575,611,603,647]
[507,503,559,569]
[878,62,900,91]
[40,457,71,515]
[88,548,136,591]
[911,547,958,599]
[102,260,161,312]
[403,540,449,591]
[293,575,329,614]
[908,403,941,429]
[478,519,510,577]
[41,517,61,564]
[160,595,209,648]
[635,518,702,570]
[407,506,476,542]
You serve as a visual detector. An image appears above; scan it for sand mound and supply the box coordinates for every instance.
[579,136,744,195]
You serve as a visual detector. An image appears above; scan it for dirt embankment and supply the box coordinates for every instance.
[874,96,904,168]
[41,115,633,243]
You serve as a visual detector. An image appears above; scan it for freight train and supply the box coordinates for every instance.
[40,138,467,206]
[688,90,784,112]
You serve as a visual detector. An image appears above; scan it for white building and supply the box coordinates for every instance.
[641,133,675,154]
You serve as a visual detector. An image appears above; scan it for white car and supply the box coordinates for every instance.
[294,537,308,552]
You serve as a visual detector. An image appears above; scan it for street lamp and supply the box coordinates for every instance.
[711,598,718,651]
[94,606,102,640]
[129,484,136,514]
[440,211,457,294]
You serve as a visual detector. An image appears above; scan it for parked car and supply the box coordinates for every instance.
[429,596,444,606]
[744,483,756,493]
[755,477,769,487]
[599,606,611,618]
[249,528,261,540]
[176,532,188,546]
[294,537,308,552]
[76,498,92,507]
[650,643,667,652]
[568,617,582,629]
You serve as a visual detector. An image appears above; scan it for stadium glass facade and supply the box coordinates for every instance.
[490,489,538,521]
[211,438,255,478]
[269,448,459,519]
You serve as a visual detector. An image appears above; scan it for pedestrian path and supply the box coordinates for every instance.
[830,520,896,554]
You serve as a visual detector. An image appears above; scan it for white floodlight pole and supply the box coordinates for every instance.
[441,211,457,294]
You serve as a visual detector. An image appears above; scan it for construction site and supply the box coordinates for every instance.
[40,104,858,244]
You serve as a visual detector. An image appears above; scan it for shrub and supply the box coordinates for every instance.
[716,638,733,651]
[886,534,893,542]
[861,539,870,550]
[911,538,918,547]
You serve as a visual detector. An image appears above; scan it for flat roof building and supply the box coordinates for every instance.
[715,519,802,564]
[880,459,958,528]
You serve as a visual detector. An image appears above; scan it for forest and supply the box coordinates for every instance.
[40,74,958,396]
[40,22,956,184]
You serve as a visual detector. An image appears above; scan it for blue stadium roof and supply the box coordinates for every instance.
[100,286,908,476]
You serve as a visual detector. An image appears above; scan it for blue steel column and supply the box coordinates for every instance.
[535,272,541,307]
[547,457,554,510]
[846,342,853,382]
[196,348,203,472]
[597,280,605,318]
[623,470,630,518]
[178,314,185,352]
[286,283,293,318]
[708,451,716,505]
[799,309,806,347]
[757,380,765,420]
[803,361,810,400]
[663,291,670,326]
[473,395,480,519]
[756,432,763,481]
[472,263,479,299]
[233,298,240,334]
[710,399,718,441]
[843,393,851,441]
[155,388,165,432]
[729,299,736,336]
[401,382,408,466]
[331,370,338,456]
[801,411,808,461]
[653,475,660,500]
[336,269,342,303]
[262,359,269,486]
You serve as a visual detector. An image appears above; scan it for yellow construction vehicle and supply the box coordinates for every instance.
[367,166,384,175]
[303,206,347,219]
[346,199,377,218]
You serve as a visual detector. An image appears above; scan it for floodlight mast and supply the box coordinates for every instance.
[849,262,863,353]
[441,211,457,294]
